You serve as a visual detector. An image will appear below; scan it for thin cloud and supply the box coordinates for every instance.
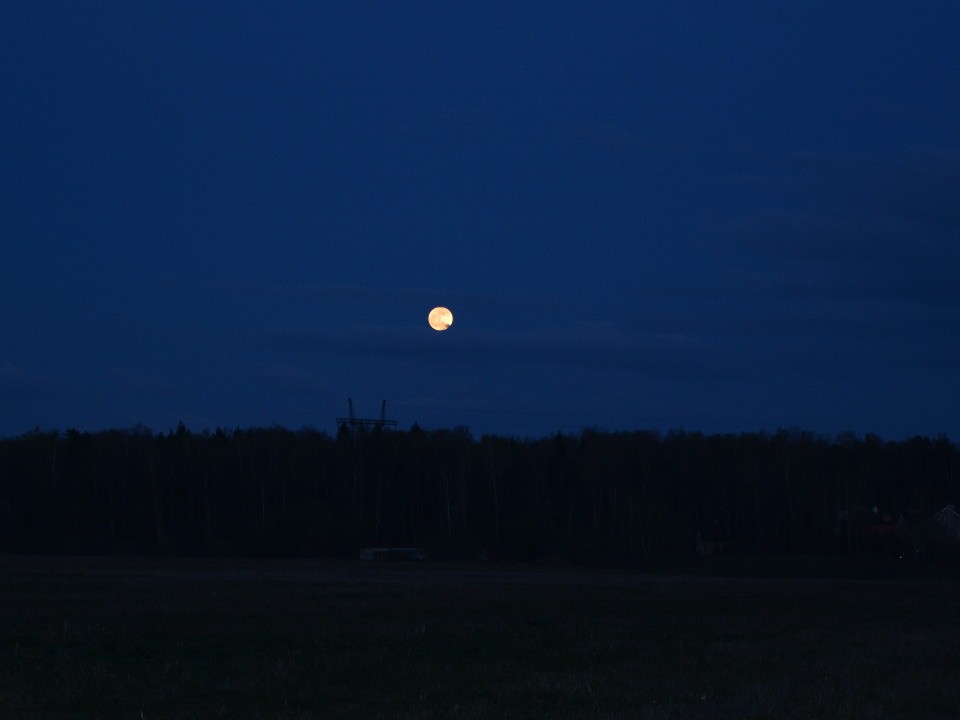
[253,321,719,378]
[0,363,47,402]
[113,366,178,393]
[254,363,327,396]
[732,147,960,313]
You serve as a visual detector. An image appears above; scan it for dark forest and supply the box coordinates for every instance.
[2,424,958,562]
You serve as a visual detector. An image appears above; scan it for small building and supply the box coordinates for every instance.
[835,506,907,554]
[862,508,907,545]
[696,531,739,556]
[908,504,960,555]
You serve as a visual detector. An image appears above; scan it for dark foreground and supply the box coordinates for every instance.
[2,557,959,719]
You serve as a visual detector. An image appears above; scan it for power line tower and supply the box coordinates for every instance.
[336,398,398,433]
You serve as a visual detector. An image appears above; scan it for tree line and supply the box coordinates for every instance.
[1,423,957,560]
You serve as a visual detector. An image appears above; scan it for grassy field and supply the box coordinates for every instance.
[1,557,959,719]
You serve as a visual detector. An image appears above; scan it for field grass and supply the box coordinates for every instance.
[1,557,959,719]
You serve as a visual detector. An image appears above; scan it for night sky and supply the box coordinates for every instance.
[3,2,959,440]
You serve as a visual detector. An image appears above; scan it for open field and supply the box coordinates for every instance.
[2,557,959,719]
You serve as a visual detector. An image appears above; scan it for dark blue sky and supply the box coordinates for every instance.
[3,2,959,439]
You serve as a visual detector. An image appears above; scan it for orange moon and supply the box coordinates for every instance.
[428,306,453,331]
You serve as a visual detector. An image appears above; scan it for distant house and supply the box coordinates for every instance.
[696,531,739,556]
[908,504,960,555]
[835,506,906,553]
[861,508,907,542]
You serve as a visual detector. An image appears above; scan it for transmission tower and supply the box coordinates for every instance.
[336,397,398,432]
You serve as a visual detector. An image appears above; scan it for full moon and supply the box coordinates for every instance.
[428,306,453,331]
